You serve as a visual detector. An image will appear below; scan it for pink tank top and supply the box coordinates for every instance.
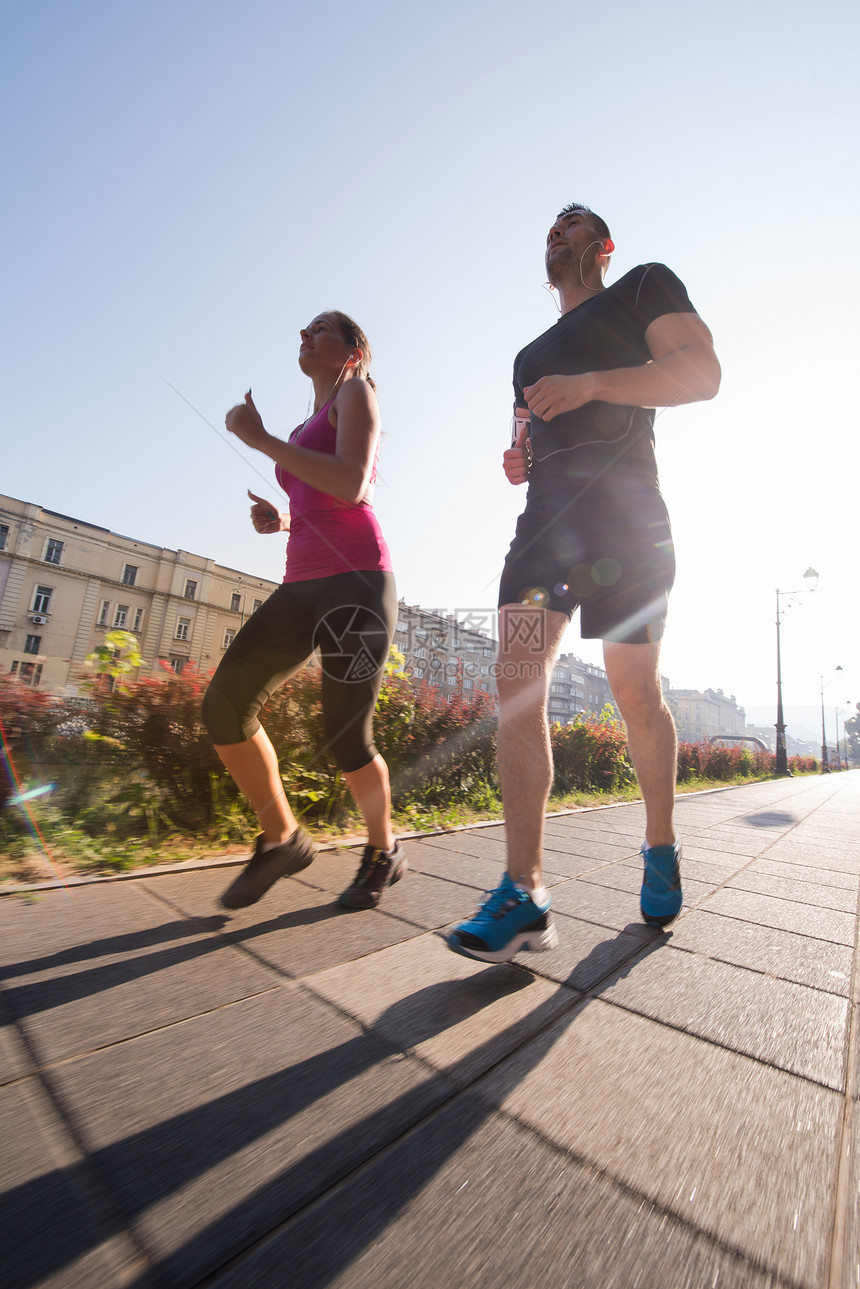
[275,399,393,582]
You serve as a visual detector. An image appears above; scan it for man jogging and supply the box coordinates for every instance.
[449,202,721,962]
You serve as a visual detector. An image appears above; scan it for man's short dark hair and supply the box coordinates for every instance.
[556,202,612,243]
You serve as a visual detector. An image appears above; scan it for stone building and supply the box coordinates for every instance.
[393,602,497,703]
[0,493,279,693]
[669,687,747,744]
[392,608,620,726]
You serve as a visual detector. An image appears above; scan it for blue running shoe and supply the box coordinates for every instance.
[640,842,682,926]
[447,873,559,962]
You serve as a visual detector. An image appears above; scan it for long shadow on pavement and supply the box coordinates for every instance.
[0,903,374,1019]
[143,932,669,1287]
[2,927,667,1289]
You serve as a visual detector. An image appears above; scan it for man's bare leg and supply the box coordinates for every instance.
[446,603,565,960]
[602,640,677,847]
[496,605,570,889]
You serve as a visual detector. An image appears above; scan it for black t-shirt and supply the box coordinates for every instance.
[513,263,697,503]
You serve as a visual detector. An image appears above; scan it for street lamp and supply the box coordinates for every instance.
[820,665,844,773]
[775,567,818,776]
[835,700,850,770]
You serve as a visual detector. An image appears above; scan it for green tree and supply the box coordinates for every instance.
[84,630,146,691]
[845,702,860,766]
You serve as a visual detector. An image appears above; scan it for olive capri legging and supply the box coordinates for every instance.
[201,571,397,773]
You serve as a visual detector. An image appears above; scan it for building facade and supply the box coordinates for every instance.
[393,602,497,702]
[4,495,753,745]
[669,687,747,744]
[392,608,620,725]
[0,494,280,693]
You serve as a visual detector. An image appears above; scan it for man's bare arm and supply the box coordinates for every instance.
[523,313,721,422]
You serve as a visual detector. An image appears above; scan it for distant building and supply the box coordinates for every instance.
[0,493,279,693]
[547,653,621,724]
[393,602,497,703]
[392,605,625,726]
[746,724,776,752]
[547,653,586,725]
[669,687,747,744]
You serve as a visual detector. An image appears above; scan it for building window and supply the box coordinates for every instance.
[253,598,263,613]
[114,604,129,628]
[44,539,64,565]
[98,599,110,626]
[133,608,144,633]
[17,662,43,687]
[32,586,53,614]
[123,564,138,587]
[223,628,236,649]
[175,617,191,641]
[184,580,197,601]
[0,524,8,551]
[230,592,241,612]
[24,635,41,655]
[170,658,184,675]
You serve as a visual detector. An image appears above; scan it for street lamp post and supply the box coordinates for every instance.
[820,665,844,773]
[835,704,845,770]
[774,568,818,776]
[844,698,854,767]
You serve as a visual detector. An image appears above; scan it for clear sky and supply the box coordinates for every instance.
[2,0,857,725]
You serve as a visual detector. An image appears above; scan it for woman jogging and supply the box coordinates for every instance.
[201,311,405,912]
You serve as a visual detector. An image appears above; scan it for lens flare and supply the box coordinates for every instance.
[569,564,597,598]
[7,783,55,806]
[0,717,71,891]
[593,558,622,587]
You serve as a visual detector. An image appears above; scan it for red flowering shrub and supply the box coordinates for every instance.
[676,741,780,782]
[676,741,703,782]
[84,663,221,826]
[0,674,72,811]
[550,714,635,793]
[374,678,498,806]
[3,653,824,850]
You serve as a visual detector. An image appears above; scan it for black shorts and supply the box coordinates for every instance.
[201,570,397,771]
[497,489,675,644]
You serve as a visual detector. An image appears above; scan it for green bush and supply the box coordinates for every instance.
[0,673,74,811]
[550,709,635,794]
[677,741,813,782]
[2,655,823,875]
[376,678,498,807]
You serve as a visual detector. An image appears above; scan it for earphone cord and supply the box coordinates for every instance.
[545,237,608,309]
[291,358,353,441]
[161,358,375,587]
[578,240,607,293]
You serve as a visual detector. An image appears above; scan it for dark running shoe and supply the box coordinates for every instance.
[338,842,407,909]
[639,842,683,926]
[220,830,317,910]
